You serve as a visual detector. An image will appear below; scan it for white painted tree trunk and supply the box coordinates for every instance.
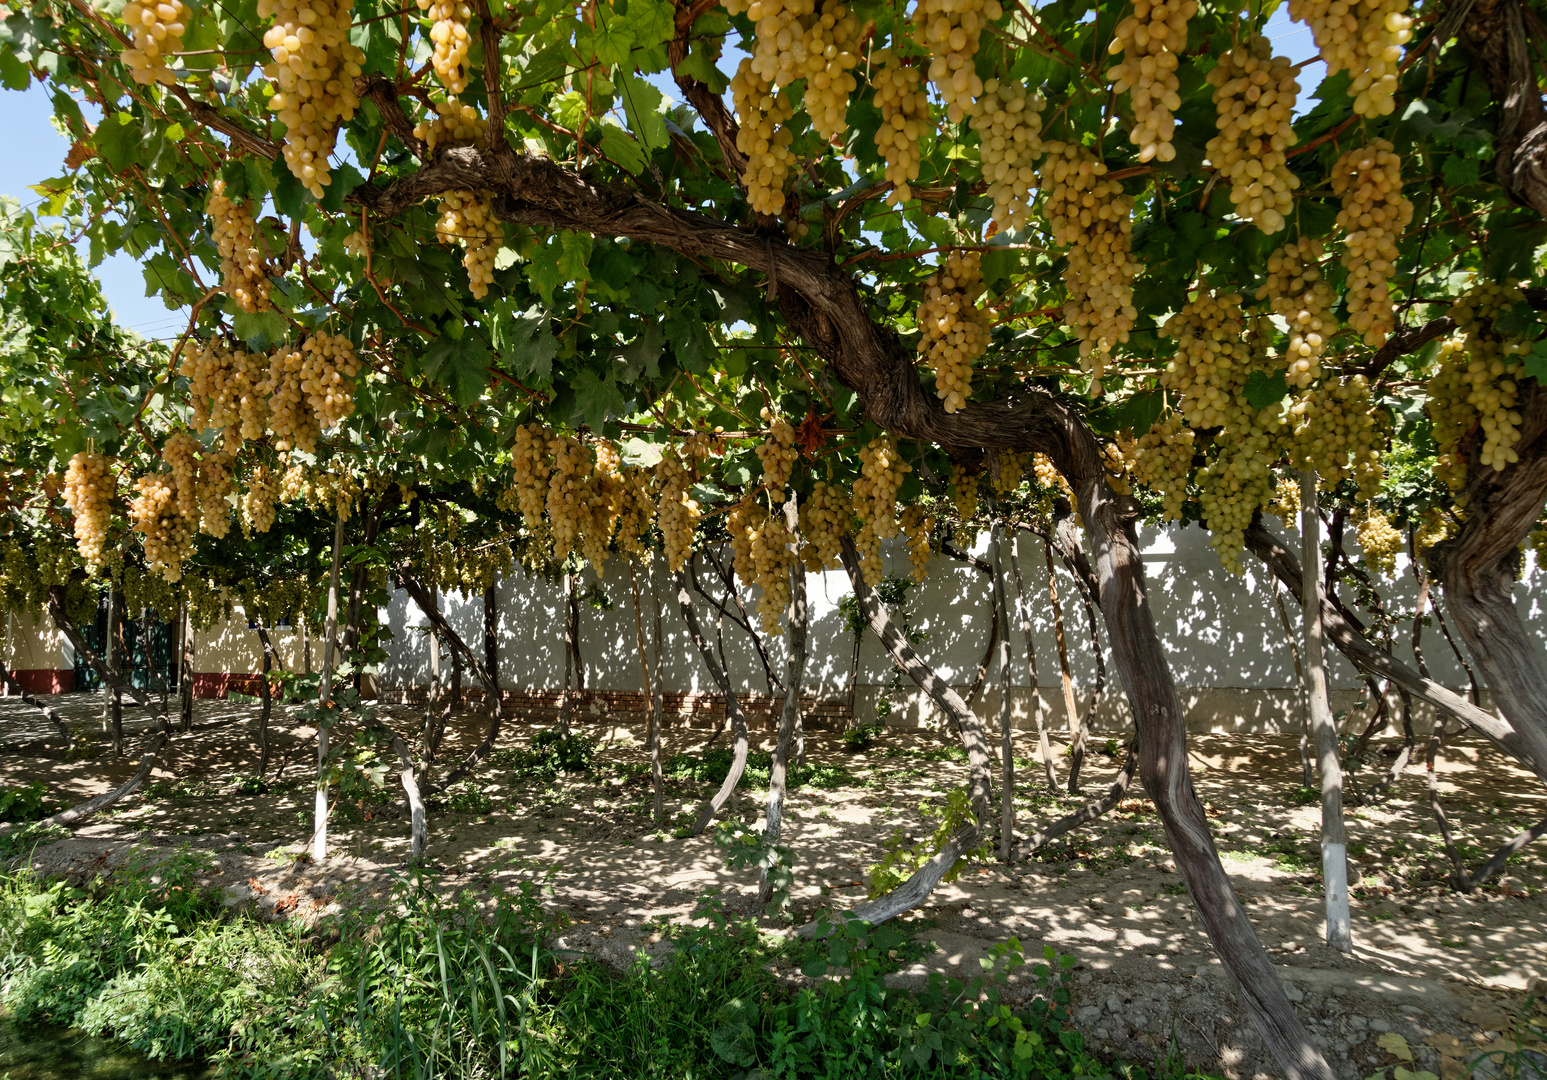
[314,510,345,864]
[1300,470,1352,954]
[990,521,1015,860]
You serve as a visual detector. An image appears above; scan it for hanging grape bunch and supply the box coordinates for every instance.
[436,190,502,299]
[414,98,487,154]
[511,423,553,527]
[1290,0,1411,117]
[547,435,589,561]
[579,441,624,575]
[1037,142,1139,383]
[1124,414,1194,521]
[1332,139,1414,348]
[913,0,1002,122]
[266,347,322,454]
[1256,238,1334,388]
[119,0,189,85]
[729,62,797,216]
[1204,37,1300,234]
[755,409,798,498]
[1427,280,1532,488]
[299,332,361,431]
[1160,288,1252,431]
[207,180,271,313]
[657,447,703,573]
[969,79,1045,232]
[243,464,278,536]
[798,480,849,571]
[900,505,933,583]
[852,434,910,585]
[871,51,931,205]
[949,462,979,523]
[1355,506,1403,576]
[198,451,236,538]
[918,251,991,413]
[63,452,116,568]
[1106,0,1196,163]
[418,0,472,95]
[259,0,365,198]
[1288,375,1385,498]
[130,472,195,582]
[162,431,202,526]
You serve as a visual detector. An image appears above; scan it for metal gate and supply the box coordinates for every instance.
[75,596,176,694]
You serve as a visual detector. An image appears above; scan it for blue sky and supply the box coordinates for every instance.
[0,7,1321,340]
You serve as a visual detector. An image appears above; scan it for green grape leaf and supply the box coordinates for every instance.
[232,310,289,350]
[1244,370,1289,410]
[597,124,648,175]
[616,68,668,151]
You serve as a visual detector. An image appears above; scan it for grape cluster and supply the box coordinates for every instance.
[1032,452,1075,505]
[266,347,322,453]
[1196,416,1282,573]
[299,332,360,430]
[1106,0,1196,163]
[798,479,849,571]
[242,463,278,536]
[1204,36,1300,234]
[162,431,202,524]
[1038,142,1139,382]
[756,408,798,498]
[730,61,797,216]
[1124,414,1194,520]
[120,0,189,86]
[656,448,703,573]
[853,435,910,585]
[1256,237,1334,388]
[1355,505,1403,577]
[969,79,1044,232]
[1427,280,1532,487]
[198,450,235,538]
[900,505,933,583]
[1289,0,1411,117]
[912,0,1003,122]
[917,251,990,413]
[63,452,115,568]
[949,462,978,523]
[260,0,365,199]
[511,423,552,526]
[436,189,501,299]
[1331,139,1414,348]
[418,0,472,95]
[990,450,1024,496]
[872,51,930,205]
[614,466,657,557]
[1160,288,1252,430]
[728,496,794,636]
[131,472,195,582]
[207,179,272,313]
[413,97,487,154]
[579,440,624,575]
[1288,375,1385,498]
[179,338,270,444]
[547,435,589,561]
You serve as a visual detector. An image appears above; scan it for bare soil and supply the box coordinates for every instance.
[2,692,1544,1080]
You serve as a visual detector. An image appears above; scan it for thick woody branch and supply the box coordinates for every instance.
[669,0,748,177]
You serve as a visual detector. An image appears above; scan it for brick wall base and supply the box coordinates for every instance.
[4,669,74,695]
[190,672,281,699]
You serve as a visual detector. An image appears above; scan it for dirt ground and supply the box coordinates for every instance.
[2,691,1544,1080]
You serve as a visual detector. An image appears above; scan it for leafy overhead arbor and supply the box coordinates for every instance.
[4,0,1547,1074]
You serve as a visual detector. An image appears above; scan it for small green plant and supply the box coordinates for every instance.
[0,781,52,823]
[441,781,494,814]
[867,786,994,897]
[714,819,795,916]
[1288,786,1320,806]
[841,723,884,752]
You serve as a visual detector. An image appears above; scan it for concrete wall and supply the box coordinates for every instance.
[3,612,72,693]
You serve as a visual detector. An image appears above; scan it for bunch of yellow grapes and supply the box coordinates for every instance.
[63,452,115,568]
[728,497,793,636]
[900,505,933,583]
[259,0,365,198]
[1355,505,1403,576]
[917,251,990,413]
[853,435,910,585]
[969,79,1044,232]
[755,408,798,498]
[436,190,501,299]
[1196,418,1282,573]
[1160,288,1252,431]
[912,0,1003,122]
[266,347,323,453]
[547,435,589,561]
[1332,139,1414,348]
[1288,375,1385,498]
[180,338,271,444]
[162,431,202,524]
[730,61,797,215]
[1106,0,1196,163]
[798,479,849,571]
[1256,237,1334,389]
[1037,142,1139,382]
[131,472,195,582]
[198,450,235,538]
[949,462,978,523]
[1125,414,1194,520]
[299,332,360,430]
[579,441,624,575]
[418,0,473,95]
[207,180,271,313]
[414,98,487,154]
[1204,36,1300,235]
[120,0,189,86]
[656,449,703,572]
[1289,0,1411,117]
[872,51,930,205]
[1427,280,1532,488]
[614,467,657,557]
[510,423,552,525]
[242,463,278,536]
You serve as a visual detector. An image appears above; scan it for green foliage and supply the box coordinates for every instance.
[663,747,861,791]
[0,780,52,823]
[842,724,885,752]
[490,728,597,778]
[714,818,795,916]
[867,787,994,898]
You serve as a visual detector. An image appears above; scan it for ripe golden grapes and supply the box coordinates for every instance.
[798,479,848,571]
[413,97,487,154]
[1331,139,1414,348]
[162,431,201,525]
[900,505,933,583]
[1106,0,1196,163]
[243,463,278,536]
[511,423,552,526]
[730,61,797,216]
[260,0,365,199]
[1355,505,1402,577]
[1288,375,1385,499]
[207,180,271,313]
[1289,0,1411,117]
[120,0,189,86]
[1204,36,1299,234]
[1125,414,1194,521]
[265,347,322,453]
[1256,237,1333,388]
[299,331,360,430]
[969,79,1044,232]
[547,435,589,561]
[1427,280,1532,488]
[871,51,930,205]
[755,408,798,498]
[63,452,115,568]
[912,0,1003,123]
[198,450,235,539]
[656,448,703,573]
[728,495,794,636]
[1160,288,1252,431]
[949,462,979,523]
[579,440,624,575]
[917,251,990,413]
[179,338,270,444]
[1037,142,1139,382]
[436,190,501,298]
[990,450,1024,497]
[418,0,472,95]
[853,434,909,586]
[130,472,195,583]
